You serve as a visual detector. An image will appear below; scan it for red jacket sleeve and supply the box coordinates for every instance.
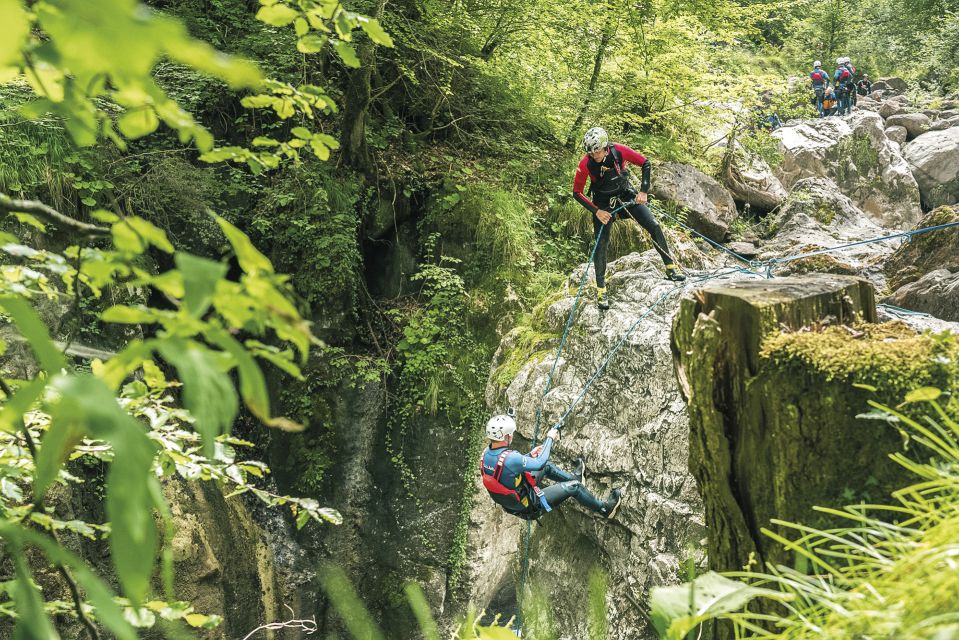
[613,143,647,168]
[572,156,598,214]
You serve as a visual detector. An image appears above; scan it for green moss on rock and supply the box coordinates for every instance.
[761,322,959,411]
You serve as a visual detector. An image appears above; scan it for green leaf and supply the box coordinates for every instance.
[0,296,66,373]
[0,522,137,639]
[91,209,120,223]
[117,108,160,139]
[358,18,394,47]
[251,136,280,147]
[11,212,47,232]
[0,0,30,67]
[650,572,789,639]
[101,305,168,324]
[256,3,299,26]
[291,126,311,139]
[112,216,174,254]
[81,196,97,207]
[904,387,942,403]
[10,545,60,640]
[212,213,274,274]
[34,385,87,500]
[0,378,47,434]
[333,40,361,67]
[207,328,302,431]
[297,34,327,53]
[294,17,309,36]
[157,339,238,457]
[45,375,160,606]
[176,252,227,318]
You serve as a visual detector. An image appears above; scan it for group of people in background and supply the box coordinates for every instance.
[810,57,871,117]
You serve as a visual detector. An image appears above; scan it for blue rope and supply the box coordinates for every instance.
[877,303,930,317]
[516,201,628,626]
[646,201,756,267]
[511,201,958,631]
[762,220,959,271]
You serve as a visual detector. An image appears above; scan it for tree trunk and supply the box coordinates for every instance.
[565,27,614,149]
[339,0,389,172]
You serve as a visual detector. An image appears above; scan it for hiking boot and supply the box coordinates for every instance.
[601,488,623,519]
[596,286,610,310]
[573,457,586,482]
[665,264,686,282]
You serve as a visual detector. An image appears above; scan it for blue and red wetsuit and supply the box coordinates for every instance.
[571,143,673,288]
[480,437,607,519]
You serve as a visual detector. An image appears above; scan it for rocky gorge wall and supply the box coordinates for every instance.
[461,79,959,639]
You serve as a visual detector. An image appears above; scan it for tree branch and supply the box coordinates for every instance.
[0,194,109,238]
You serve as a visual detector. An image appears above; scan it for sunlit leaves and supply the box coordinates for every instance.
[256,3,300,26]
[157,339,238,458]
[333,41,361,68]
[0,0,29,68]
[176,252,226,318]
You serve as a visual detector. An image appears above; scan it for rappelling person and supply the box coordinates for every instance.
[810,60,830,117]
[834,57,853,115]
[480,413,623,520]
[572,126,685,311]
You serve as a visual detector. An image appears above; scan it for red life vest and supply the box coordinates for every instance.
[479,449,548,515]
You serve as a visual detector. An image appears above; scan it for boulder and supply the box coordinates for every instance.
[885,125,908,146]
[761,178,891,276]
[772,110,922,227]
[879,100,911,119]
[871,80,890,93]
[904,129,959,208]
[879,76,909,93]
[856,96,881,112]
[722,149,789,214]
[939,109,959,119]
[930,116,959,131]
[727,241,759,258]
[922,109,941,120]
[884,205,959,291]
[885,269,959,322]
[650,162,738,241]
[885,113,931,139]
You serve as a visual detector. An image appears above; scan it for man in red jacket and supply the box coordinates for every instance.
[573,126,684,310]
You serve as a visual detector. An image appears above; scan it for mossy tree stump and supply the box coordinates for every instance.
[670,274,931,573]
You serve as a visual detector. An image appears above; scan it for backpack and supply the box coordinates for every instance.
[480,449,551,519]
[837,68,851,84]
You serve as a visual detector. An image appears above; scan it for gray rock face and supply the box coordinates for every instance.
[722,150,788,213]
[940,109,959,119]
[466,252,719,639]
[885,125,908,146]
[879,76,909,93]
[885,113,931,139]
[904,128,959,208]
[930,116,959,131]
[772,110,922,227]
[651,162,739,241]
[885,268,959,321]
[879,100,911,119]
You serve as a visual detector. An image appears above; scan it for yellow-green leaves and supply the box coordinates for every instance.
[214,214,273,274]
[176,252,227,318]
[333,40,361,68]
[0,0,29,68]
[256,3,300,26]
[157,339,238,458]
[45,375,162,606]
[117,108,159,139]
[111,216,174,255]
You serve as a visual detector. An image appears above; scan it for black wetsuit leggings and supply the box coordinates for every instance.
[592,199,674,288]
[529,462,606,513]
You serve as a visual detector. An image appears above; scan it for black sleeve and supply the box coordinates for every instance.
[640,160,651,193]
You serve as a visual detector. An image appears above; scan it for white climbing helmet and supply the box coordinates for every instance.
[583,127,609,153]
[485,414,517,441]
[814,60,822,68]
